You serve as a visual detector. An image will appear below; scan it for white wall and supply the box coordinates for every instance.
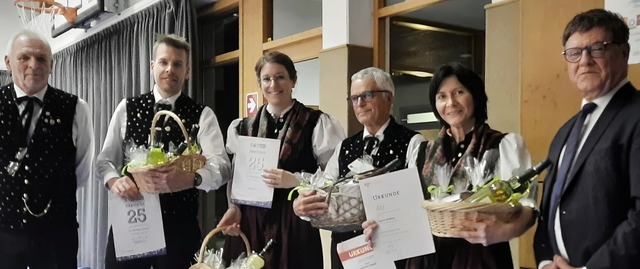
[0,2,25,70]
[292,58,320,105]
[273,0,322,40]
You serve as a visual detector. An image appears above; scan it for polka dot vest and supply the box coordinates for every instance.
[338,117,417,178]
[0,84,78,231]
[125,92,204,221]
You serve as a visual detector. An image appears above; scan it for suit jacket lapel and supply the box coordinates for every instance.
[562,83,634,193]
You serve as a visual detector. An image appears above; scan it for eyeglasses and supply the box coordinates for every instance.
[347,90,390,105]
[562,42,618,63]
[259,75,289,86]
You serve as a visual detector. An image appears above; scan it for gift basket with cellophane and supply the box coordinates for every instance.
[289,158,402,232]
[421,149,550,237]
[124,110,206,193]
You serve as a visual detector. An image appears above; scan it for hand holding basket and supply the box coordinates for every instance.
[190,226,251,269]
[128,110,207,193]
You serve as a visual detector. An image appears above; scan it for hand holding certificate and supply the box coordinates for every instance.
[108,192,166,261]
[230,136,281,208]
[359,168,435,261]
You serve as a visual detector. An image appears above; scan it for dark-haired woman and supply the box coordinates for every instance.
[363,62,536,269]
[218,51,345,269]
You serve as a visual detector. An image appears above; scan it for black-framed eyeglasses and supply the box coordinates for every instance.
[347,90,390,105]
[562,42,619,63]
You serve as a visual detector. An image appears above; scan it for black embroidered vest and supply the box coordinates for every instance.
[0,84,78,232]
[338,117,417,178]
[237,107,322,206]
[124,93,204,222]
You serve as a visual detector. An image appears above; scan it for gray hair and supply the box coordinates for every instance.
[351,67,395,96]
[5,29,52,58]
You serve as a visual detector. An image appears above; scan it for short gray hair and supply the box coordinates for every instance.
[350,67,395,96]
[5,29,52,58]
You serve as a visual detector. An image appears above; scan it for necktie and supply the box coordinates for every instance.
[548,102,597,253]
[16,96,43,147]
[363,136,380,155]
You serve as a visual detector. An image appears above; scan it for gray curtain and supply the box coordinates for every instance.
[0,70,11,87]
[50,0,198,268]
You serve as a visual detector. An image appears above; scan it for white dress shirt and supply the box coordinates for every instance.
[226,104,346,168]
[14,84,94,187]
[323,118,426,180]
[539,78,627,269]
[96,86,231,192]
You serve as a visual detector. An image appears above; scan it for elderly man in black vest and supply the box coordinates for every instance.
[0,30,94,268]
[96,34,231,269]
[293,67,425,269]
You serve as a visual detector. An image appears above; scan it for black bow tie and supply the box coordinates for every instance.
[16,96,43,106]
[154,100,172,113]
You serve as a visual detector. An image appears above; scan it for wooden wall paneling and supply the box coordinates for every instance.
[262,28,322,62]
[486,0,603,267]
[373,0,385,68]
[377,0,441,18]
[212,50,239,66]
[239,0,269,117]
[485,1,521,136]
[198,0,239,17]
[319,45,373,136]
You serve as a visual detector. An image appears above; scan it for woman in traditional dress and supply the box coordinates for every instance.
[219,51,345,269]
[364,62,538,269]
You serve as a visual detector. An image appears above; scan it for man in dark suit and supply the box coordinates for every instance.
[534,9,640,269]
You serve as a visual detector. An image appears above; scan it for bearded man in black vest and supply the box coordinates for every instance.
[0,30,94,268]
[293,67,425,269]
[96,34,231,269]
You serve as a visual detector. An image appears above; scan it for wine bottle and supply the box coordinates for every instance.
[245,239,275,269]
[464,159,551,203]
[188,124,201,154]
[173,124,200,156]
[147,127,168,165]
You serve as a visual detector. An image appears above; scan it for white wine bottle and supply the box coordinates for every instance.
[245,239,275,269]
[464,159,551,203]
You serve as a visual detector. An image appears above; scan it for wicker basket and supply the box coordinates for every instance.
[128,110,206,193]
[189,226,251,269]
[422,201,522,237]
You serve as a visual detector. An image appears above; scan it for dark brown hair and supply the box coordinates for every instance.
[562,9,629,46]
[254,51,297,83]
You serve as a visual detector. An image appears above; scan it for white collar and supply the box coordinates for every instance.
[14,84,47,102]
[581,78,627,109]
[266,102,294,119]
[362,118,391,139]
[153,85,181,107]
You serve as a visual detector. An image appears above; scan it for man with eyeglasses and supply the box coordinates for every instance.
[293,67,424,269]
[534,9,640,269]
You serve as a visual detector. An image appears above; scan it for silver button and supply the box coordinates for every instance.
[23,193,28,199]
[457,152,462,157]
[24,179,29,185]
[460,144,465,148]
[24,165,29,171]
[22,219,27,223]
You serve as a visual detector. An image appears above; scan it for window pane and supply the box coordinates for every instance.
[200,12,239,59]
[273,0,321,39]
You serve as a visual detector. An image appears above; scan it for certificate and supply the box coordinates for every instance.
[231,136,281,208]
[337,234,396,269]
[359,168,435,261]
[108,192,166,261]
